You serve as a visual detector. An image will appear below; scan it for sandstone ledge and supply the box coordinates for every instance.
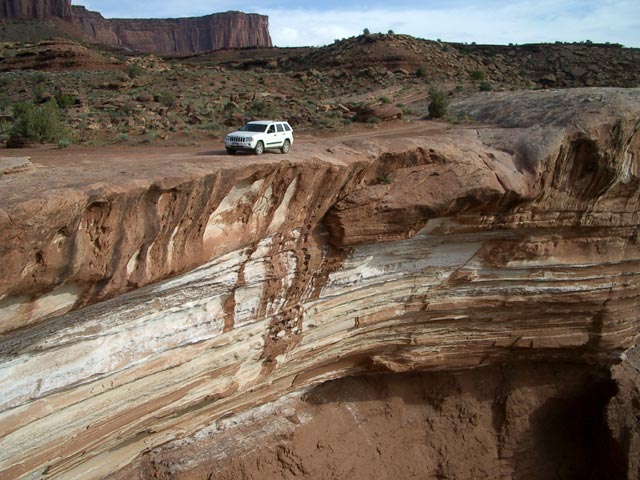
[0,88,639,478]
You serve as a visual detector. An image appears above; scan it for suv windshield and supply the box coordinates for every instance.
[240,124,268,133]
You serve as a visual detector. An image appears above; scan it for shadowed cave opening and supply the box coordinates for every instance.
[133,362,634,480]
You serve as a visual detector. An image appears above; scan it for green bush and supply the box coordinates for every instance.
[0,93,10,111]
[127,63,145,78]
[10,101,66,143]
[55,93,76,110]
[428,88,448,119]
[57,138,71,148]
[379,96,391,104]
[471,70,486,81]
[415,67,427,79]
[33,72,47,84]
[157,91,176,108]
[479,81,493,92]
[248,100,276,118]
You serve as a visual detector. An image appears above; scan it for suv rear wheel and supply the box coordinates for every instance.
[280,139,291,154]
[254,141,265,155]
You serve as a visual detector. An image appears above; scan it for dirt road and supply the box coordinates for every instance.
[0,120,450,208]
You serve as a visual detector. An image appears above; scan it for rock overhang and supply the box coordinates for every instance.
[0,88,639,478]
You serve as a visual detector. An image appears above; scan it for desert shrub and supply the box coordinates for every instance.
[0,119,10,141]
[117,132,129,142]
[367,116,381,124]
[415,67,427,79]
[127,63,145,78]
[376,174,392,184]
[33,72,47,84]
[55,93,76,110]
[471,70,485,81]
[248,100,276,118]
[203,121,222,132]
[10,100,66,143]
[428,88,448,119]
[379,96,391,104]
[57,137,71,148]
[363,28,370,35]
[0,93,10,111]
[157,91,176,108]
[479,81,492,92]
[397,103,416,115]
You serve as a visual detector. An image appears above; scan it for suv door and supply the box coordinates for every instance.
[265,124,283,148]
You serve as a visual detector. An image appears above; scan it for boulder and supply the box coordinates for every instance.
[355,104,402,122]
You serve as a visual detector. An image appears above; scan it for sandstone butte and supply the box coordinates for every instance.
[0,88,639,478]
[0,0,272,54]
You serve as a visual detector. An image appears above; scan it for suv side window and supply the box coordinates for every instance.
[283,124,291,131]
[276,124,284,132]
[267,125,275,134]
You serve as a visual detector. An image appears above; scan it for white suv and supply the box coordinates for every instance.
[225,120,294,155]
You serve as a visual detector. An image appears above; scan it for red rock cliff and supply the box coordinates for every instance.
[1,1,272,54]
[71,8,272,54]
[0,0,71,19]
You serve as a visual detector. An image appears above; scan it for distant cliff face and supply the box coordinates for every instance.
[0,0,71,19]
[73,7,271,54]
[0,1,272,54]
[71,8,272,54]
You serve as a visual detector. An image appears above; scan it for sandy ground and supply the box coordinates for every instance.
[0,120,449,209]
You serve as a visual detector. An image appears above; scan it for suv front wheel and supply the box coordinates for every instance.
[280,139,291,154]
[254,141,265,155]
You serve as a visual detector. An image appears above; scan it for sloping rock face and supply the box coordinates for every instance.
[0,88,639,478]
[70,8,272,54]
[0,0,70,19]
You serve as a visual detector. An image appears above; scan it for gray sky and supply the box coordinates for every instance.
[75,0,640,47]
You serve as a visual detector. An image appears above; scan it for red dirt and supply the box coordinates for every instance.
[119,360,639,480]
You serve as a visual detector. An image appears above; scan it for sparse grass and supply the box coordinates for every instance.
[397,103,416,115]
[379,96,391,104]
[446,111,477,124]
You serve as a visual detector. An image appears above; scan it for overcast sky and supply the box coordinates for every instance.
[75,0,640,48]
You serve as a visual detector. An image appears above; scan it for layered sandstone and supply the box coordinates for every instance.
[0,88,639,478]
[0,0,272,54]
[70,8,272,54]
[0,0,70,19]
